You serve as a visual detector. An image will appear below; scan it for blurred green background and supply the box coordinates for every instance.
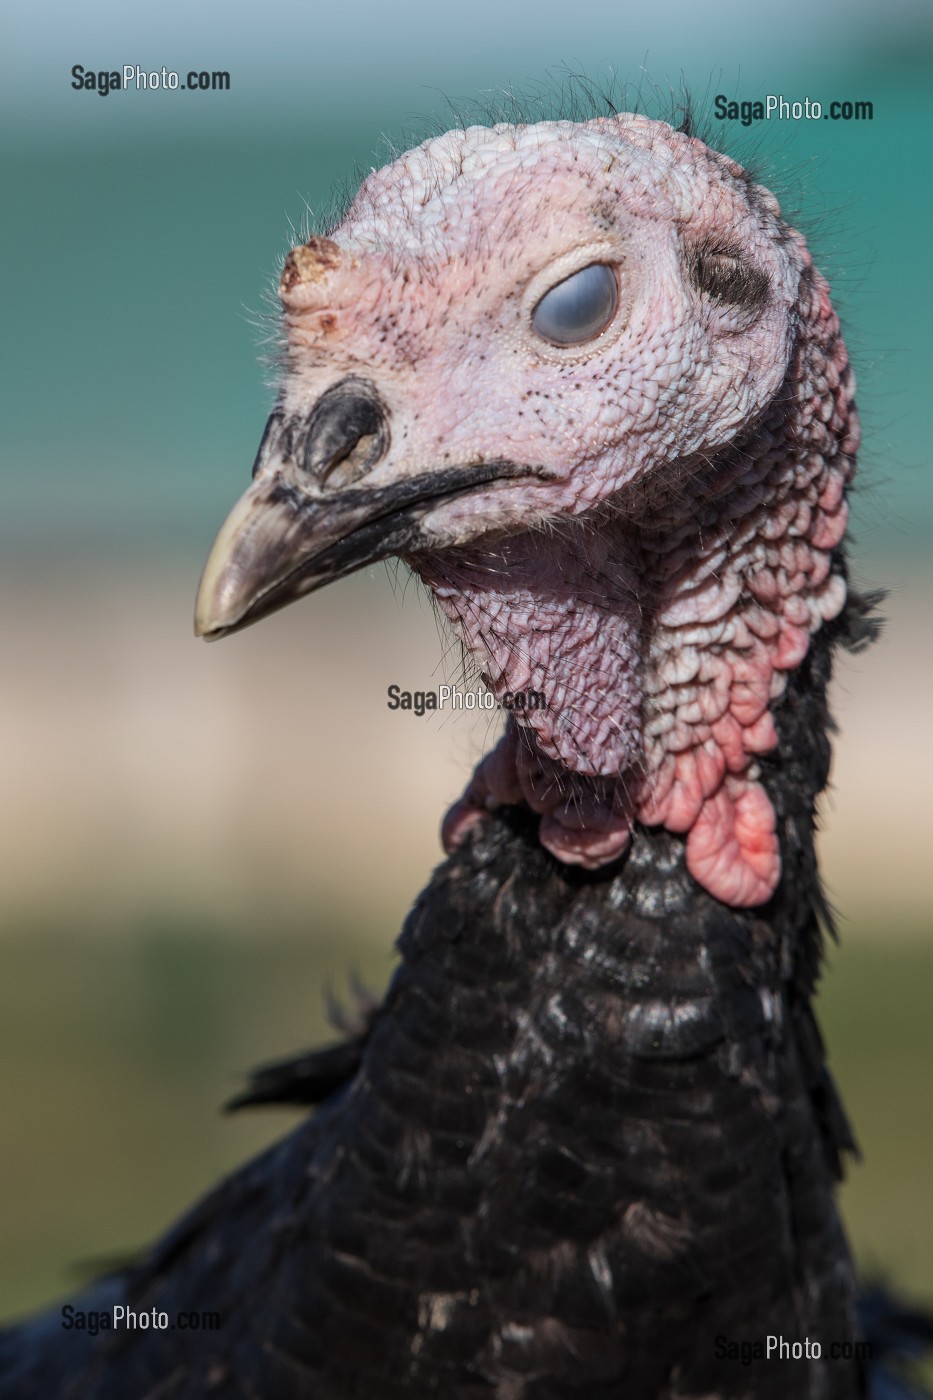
[1,0,931,1334]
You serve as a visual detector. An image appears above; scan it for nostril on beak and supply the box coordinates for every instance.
[302,377,390,489]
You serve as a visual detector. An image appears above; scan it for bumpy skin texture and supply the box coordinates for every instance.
[274,116,857,906]
[0,607,870,1399]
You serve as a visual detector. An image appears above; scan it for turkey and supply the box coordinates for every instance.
[0,108,923,1398]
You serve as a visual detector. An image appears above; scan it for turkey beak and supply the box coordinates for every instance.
[194,472,454,641]
[195,383,529,640]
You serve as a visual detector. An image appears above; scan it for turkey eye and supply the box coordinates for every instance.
[532,263,618,346]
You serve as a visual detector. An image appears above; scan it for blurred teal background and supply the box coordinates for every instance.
[1,0,931,1335]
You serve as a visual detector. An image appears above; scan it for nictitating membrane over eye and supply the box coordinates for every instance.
[532,263,619,346]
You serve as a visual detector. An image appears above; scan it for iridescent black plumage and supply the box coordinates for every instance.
[0,598,891,1399]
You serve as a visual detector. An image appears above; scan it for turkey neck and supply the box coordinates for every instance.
[368,604,860,1394]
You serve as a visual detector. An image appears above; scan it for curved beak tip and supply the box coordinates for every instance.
[193,559,238,641]
[193,606,222,641]
[194,559,254,641]
[193,482,277,641]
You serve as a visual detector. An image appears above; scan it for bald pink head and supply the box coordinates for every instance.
[278,117,802,528]
[197,114,856,909]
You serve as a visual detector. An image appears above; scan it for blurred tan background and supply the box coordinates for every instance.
[2,0,931,1329]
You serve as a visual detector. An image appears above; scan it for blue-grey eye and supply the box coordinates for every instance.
[532,263,618,346]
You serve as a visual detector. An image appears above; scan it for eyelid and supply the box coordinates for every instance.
[531,263,619,347]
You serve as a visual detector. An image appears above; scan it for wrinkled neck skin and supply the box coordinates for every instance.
[418,524,646,859]
[420,526,645,776]
[419,262,857,909]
